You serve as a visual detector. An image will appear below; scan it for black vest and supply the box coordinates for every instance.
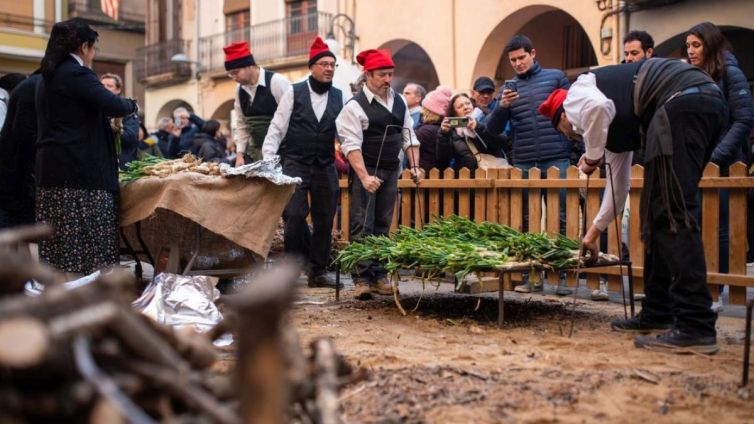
[592,61,644,153]
[279,81,343,165]
[353,90,406,170]
[238,69,279,117]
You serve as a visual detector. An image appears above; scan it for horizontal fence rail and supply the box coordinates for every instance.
[334,162,754,304]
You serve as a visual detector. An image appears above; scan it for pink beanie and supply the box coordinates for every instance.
[421,85,453,117]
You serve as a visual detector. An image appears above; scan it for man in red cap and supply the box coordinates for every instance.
[223,41,290,165]
[261,37,343,288]
[539,58,727,354]
[336,48,422,300]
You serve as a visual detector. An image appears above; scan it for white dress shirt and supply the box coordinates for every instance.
[262,80,340,159]
[336,85,419,157]
[0,87,8,131]
[564,72,632,231]
[232,67,291,153]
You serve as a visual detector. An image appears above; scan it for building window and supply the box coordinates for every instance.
[225,9,250,43]
[286,0,317,54]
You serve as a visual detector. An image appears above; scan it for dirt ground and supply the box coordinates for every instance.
[291,279,754,424]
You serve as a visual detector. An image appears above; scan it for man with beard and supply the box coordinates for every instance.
[538,58,727,354]
[336,48,422,300]
[262,37,343,288]
[224,41,290,165]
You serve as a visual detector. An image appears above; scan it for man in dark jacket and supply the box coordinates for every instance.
[152,117,175,157]
[101,73,139,170]
[487,34,572,294]
[0,72,37,228]
[262,37,343,288]
[170,106,204,158]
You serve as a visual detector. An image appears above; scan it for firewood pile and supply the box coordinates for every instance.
[0,225,360,423]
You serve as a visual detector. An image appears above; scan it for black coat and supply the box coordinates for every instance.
[415,122,452,171]
[0,73,39,226]
[439,123,504,171]
[711,52,754,168]
[35,57,136,191]
[118,113,140,170]
[198,139,230,164]
[154,129,174,158]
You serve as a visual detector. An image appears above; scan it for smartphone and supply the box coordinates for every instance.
[504,79,517,93]
[447,116,469,128]
[174,117,182,127]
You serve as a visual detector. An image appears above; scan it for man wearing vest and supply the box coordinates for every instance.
[223,41,290,165]
[262,37,343,288]
[336,48,422,300]
[538,58,727,354]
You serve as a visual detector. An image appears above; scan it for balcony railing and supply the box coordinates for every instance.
[135,39,192,82]
[68,0,145,30]
[200,12,332,74]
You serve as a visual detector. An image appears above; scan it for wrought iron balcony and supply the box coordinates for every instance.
[134,39,192,83]
[199,11,331,75]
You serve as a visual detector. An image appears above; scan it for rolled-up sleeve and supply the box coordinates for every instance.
[232,86,251,153]
[336,101,368,157]
[593,150,632,231]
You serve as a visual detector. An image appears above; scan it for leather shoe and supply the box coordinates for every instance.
[307,274,343,289]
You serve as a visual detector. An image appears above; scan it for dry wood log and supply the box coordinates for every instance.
[126,360,240,424]
[224,263,298,424]
[311,338,340,424]
[0,316,49,368]
[90,398,127,424]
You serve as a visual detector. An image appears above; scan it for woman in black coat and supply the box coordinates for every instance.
[194,120,230,164]
[686,22,754,296]
[414,85,453,172]
[439,93,503,172]
[35,18,137,275]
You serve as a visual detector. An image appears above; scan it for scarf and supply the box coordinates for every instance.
[308,75,331,94]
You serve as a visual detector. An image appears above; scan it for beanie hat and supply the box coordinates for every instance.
[538,88,569,128]
[422,85,453,117]
[308,36,336,67]
[224,41,255,71]
[356,49,395,71]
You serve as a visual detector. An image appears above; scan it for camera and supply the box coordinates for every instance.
[503,79,517,92]
[447,116,469,128]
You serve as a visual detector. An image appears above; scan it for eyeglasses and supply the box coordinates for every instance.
[314,61,337,69]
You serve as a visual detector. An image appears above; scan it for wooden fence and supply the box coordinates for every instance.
[334,162,754,305]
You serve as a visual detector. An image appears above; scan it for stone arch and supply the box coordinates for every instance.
[472,5,598,88]
[210,99,234,133]
[154,99,194,127]
[378,39,440,93]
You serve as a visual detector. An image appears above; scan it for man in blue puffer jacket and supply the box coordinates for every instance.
[487,35,571,170]
[487,34,572,294]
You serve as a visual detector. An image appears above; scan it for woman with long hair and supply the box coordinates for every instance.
[686,22,753,308]
[35,18,137,276]
[686,22,753,167]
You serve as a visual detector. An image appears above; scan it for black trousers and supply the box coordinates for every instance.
[640,92,726,337]
[348,166,400,283]
[282,159,338,276]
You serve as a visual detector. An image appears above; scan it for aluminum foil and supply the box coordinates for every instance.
[133,273,232,346]
[220,155,302,186]
[25,271,101,296]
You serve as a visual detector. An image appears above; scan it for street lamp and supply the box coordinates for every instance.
[170,53,201,79]
[325,13,357,64]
